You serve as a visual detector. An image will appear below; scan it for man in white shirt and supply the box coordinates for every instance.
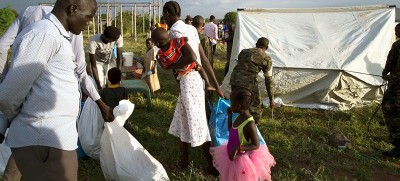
[0,0,102,180]
[0,5,114,130]
[203,15,218,55]
[0,5,115,180]
[88,26,123,88]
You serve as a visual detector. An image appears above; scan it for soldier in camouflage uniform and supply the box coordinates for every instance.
[224,23,235,76]
[192,15,214,67]
[230,37,275,124]
[381,23,400,157]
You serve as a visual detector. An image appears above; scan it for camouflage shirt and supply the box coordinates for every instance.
[199,34,212,62]
[383,39,400,76]
[383,39,400,95]
[230,48,272,86]
[226,31,234,53]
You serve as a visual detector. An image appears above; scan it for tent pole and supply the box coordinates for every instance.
[149,4,152,32]
[134,5,137,41]
[106,2,109,26]
[158,0,161,21]
[99,0,103,32]
[120,4,123,37]
[114,0,117,26]
[92,17,95,35]
[143,9,145,33]
[131,7,134,37]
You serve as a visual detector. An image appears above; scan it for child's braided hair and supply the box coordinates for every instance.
[232,87,254,109]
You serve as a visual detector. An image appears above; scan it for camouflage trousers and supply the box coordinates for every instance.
[381,87,400,146]
[231,84,263,124]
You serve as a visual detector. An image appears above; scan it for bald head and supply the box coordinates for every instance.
[256,37,269,50]
[151,27,169,48]
[52,0,97,35]
[53,0,96,13]
[192,15,204,30]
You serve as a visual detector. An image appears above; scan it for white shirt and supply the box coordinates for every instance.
[0,14,80,150]
[0,6,53,76]
[87,34,123,63]
[0,6,100,101]
[203,21,218,45]
[169,20,201,65]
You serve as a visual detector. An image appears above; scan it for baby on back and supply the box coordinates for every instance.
[151,27,215,90]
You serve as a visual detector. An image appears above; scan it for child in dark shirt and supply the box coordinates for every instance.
[99,67,134,135]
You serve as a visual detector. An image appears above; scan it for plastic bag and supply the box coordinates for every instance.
[77,98,104,160]
[100,100,169,181]
[209,98,233,146]
[209,98,266,146]
[262,97,283,107]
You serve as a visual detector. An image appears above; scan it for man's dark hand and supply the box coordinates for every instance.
[227,107,233,117]
[100,105,114,122]
[229,145,239,161]
[382,74,391,81]
[215,88,224,98]
[96,99,115,122]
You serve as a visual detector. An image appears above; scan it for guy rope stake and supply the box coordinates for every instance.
[271,108,274,120]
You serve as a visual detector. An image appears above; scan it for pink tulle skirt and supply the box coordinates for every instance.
[210,144,276,181]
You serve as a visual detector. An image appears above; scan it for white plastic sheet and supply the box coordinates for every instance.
[77,98,104,160]
[100,100,169,181]
[222,5,396,110]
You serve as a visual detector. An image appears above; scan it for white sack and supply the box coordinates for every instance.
[100,100,169,181]
[77,98,104,160]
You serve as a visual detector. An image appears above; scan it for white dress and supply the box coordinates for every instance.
[168,20,211,147]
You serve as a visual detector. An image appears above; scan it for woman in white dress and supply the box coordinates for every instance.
[162,1,224,174]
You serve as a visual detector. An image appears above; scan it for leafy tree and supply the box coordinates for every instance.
[223,12,237,25]
[0,5,18,35]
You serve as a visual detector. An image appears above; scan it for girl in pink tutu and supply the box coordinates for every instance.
[211,87,276,181]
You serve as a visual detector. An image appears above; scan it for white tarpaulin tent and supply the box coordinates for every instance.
[221,5,397,110]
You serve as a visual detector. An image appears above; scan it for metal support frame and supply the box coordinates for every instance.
[38,1,163,38]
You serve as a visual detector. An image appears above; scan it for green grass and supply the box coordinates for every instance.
[77,34,400,180]
[1,31,397,180]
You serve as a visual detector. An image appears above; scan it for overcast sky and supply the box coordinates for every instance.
[1,0,399,19]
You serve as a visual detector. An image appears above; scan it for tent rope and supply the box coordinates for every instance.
[272,68,383,77]
[344,70,382,77]
[367,80,388,139]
